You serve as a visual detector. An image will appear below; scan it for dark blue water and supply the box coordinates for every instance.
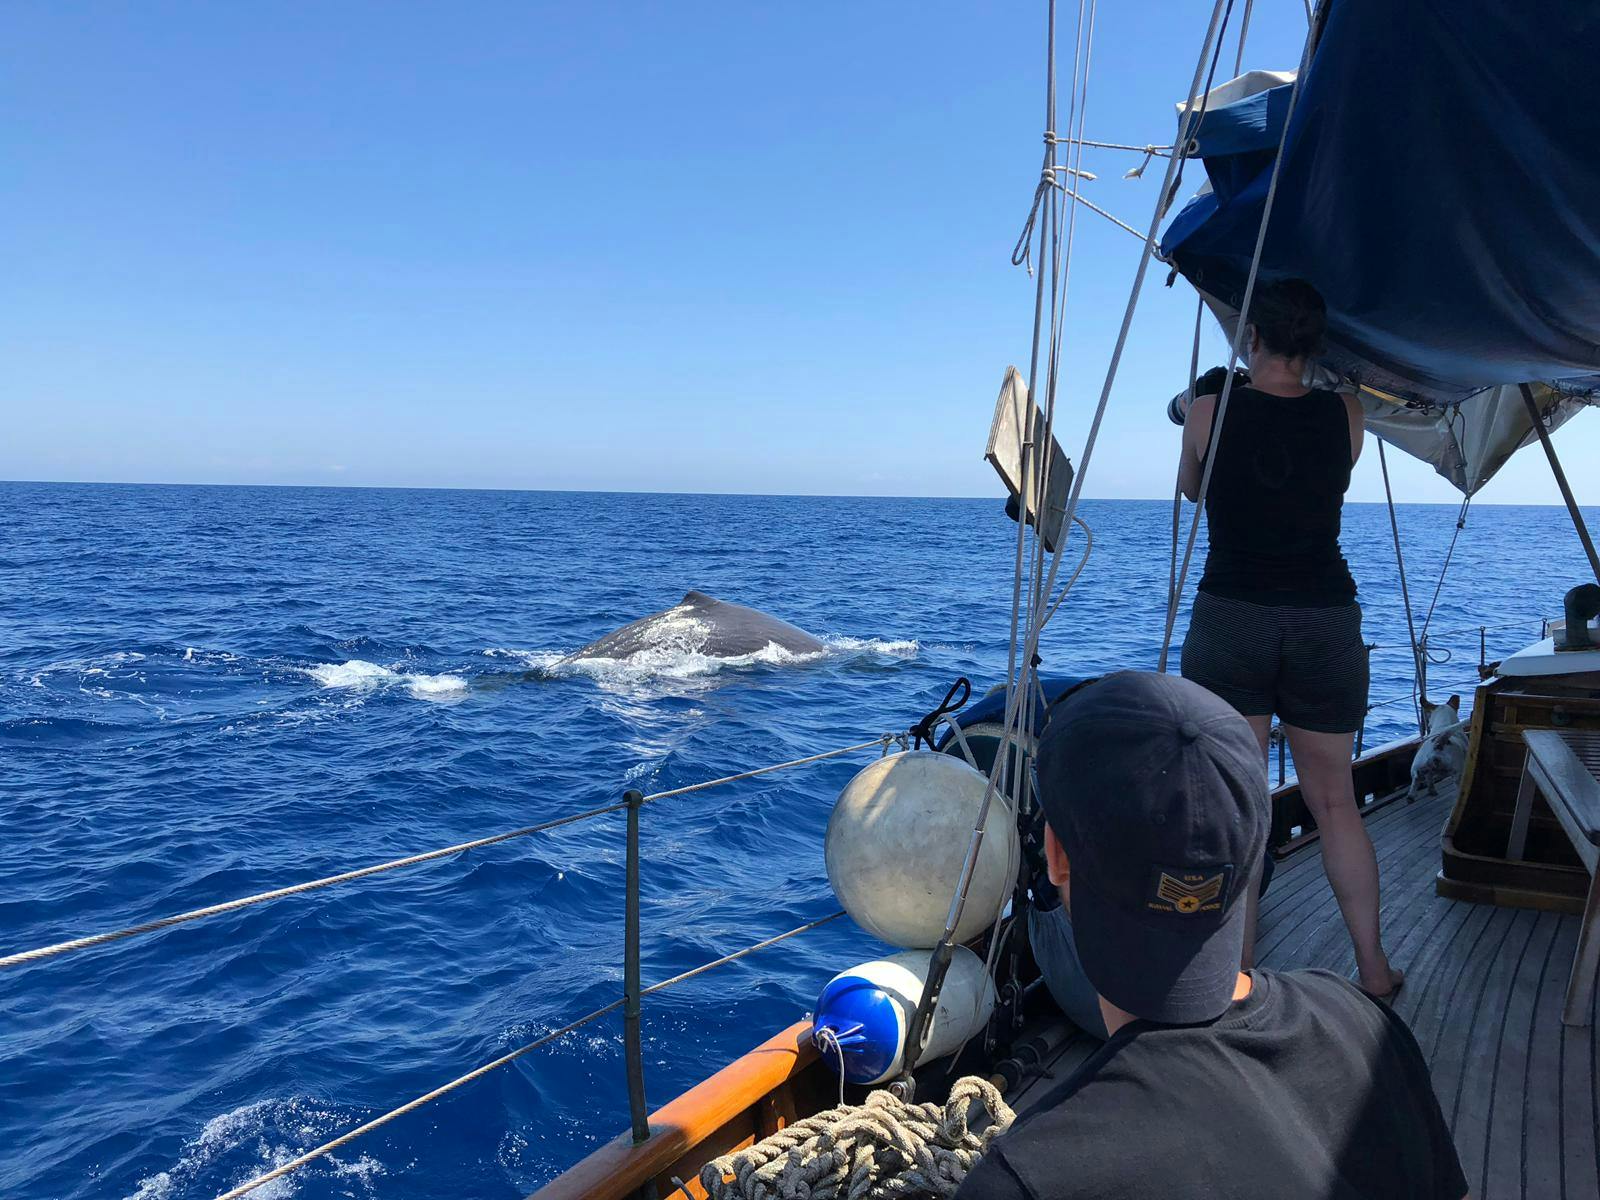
[2,483,1593,1200]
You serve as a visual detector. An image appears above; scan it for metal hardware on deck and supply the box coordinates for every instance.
[1520,383,1600,585]
[623,788,651,1148]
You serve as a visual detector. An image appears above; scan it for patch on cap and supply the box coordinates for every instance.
[1146,864,1235,916]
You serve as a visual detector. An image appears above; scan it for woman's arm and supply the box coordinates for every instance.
[1179,394,1218,501]
[1344,394,1365,465]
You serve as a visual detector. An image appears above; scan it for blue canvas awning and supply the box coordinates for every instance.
[1160,0,1600,409]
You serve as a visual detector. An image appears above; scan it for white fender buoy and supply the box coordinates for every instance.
[825,752,1020,948]
[811,946,996,1085]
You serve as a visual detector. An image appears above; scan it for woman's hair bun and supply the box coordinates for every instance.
[1247,277,1326,359]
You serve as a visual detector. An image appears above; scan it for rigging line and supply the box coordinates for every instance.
[1018,0,1080,750]
[1056,136,1173,156]
[1518,382,1600,585]
[920,0,1238,1048]
[1156,12,1317,672]
[1158,297,1207,672]
[1023,0,1095,756]
[2,737,890,972]
[1042,515,1095,626]
[1021,0,1236,677]
[1055,185,1145,241]
[1233,0,1254,76]
[903,0,1085,1079]
[1162,0,1236,223]
[1417,494,1472,647]
[213,913,844,1200]
[1379,439,1426,727]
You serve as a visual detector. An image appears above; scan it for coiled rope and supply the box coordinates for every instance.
[698,1077,1015,1200]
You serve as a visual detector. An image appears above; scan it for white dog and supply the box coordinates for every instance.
[1407,695,1467,803]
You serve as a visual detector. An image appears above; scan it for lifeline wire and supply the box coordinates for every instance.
[214,912,845,1200]
[1,736,891,971]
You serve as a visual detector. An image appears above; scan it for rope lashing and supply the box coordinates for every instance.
[698,1077,1016,1200]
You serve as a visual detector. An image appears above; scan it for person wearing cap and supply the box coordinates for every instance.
[958,671,1468,1200]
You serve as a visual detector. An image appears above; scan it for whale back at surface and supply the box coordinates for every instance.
[568,591,825,661]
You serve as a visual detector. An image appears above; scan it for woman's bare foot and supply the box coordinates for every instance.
[1358,965,1405,1003]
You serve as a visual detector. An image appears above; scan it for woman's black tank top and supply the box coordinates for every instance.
[1198,386,1357,607]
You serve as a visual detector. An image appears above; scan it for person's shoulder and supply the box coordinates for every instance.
[1262,968,1396,1036]
[1266,966,1374,1008]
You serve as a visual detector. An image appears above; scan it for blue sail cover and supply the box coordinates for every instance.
[1160,0,1600,407]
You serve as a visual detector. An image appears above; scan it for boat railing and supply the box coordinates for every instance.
[0,731,902,1200]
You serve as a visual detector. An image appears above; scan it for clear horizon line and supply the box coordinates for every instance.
[1,476,1588,507]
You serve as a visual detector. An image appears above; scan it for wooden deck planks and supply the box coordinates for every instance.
[1011,786,1600,1197]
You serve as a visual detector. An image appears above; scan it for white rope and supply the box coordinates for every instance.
[1041,514,1094,627]
[699,1077,1015,1200]
[2,736,891,972]
[1056,184,1145,241]
[1157,13,1319,670]
[214,911,845,1200]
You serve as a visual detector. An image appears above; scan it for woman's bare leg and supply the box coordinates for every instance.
[1241,715,1271,970]
[1284,723,1401,994]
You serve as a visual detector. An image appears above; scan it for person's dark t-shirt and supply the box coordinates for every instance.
[957,969,1467,1200]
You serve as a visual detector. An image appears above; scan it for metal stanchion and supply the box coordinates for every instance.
[622,789,652,1152]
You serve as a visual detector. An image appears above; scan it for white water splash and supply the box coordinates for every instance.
[125,1097,384,1200]
[486,628,914,685]
[303,659,468,701]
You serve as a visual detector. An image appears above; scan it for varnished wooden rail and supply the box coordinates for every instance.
[530,1020,819,1200]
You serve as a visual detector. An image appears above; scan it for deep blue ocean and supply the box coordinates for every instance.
[3,482,1595,1200]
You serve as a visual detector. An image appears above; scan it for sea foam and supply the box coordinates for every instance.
[303,659,468,701]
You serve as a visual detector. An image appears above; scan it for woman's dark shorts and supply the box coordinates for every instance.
[1181,591,1368,733]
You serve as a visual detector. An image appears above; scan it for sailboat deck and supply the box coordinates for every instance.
[1008,786,1600,1200]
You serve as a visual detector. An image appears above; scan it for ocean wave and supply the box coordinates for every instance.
[125,1097,384,1200]
[483,632,915,684]
[823,635,920,656]
[302,660,468,701]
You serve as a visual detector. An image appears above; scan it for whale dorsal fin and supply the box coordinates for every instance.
[681,590,717,606]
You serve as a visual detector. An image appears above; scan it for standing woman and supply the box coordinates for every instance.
[1177,278,1403,1000]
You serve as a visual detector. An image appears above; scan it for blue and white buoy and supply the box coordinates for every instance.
[812,946,996,1086]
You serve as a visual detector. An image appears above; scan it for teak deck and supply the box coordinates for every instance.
[1008,785,1600,1200]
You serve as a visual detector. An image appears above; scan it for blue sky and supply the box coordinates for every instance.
[3,1,1594,504]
